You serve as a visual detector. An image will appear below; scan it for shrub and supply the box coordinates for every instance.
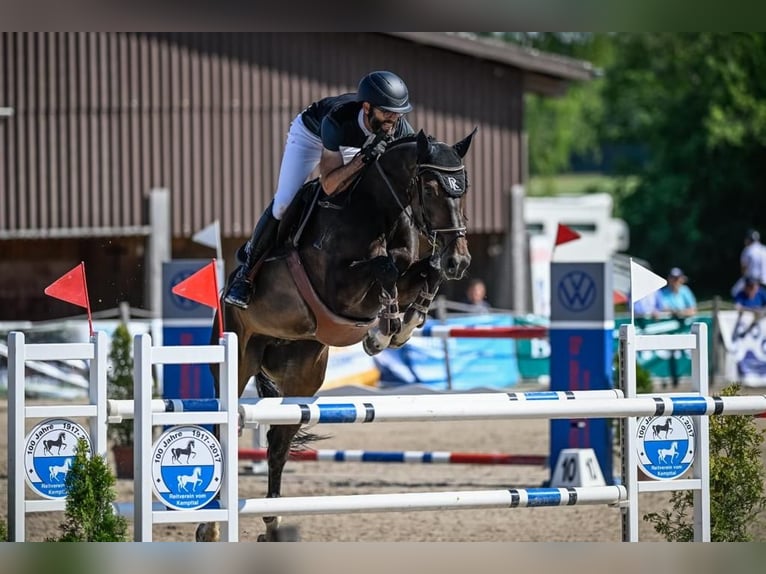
[54,437,128,542]
[108,323,134,446]
[643,384,766,541]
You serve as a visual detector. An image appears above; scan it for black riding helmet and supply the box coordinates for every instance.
[357,71,413,113]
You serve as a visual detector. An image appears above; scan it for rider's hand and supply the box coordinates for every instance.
[360,132,390,164]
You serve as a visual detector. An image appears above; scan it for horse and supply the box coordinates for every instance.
[197,129,476,542]
[43,432,67,456]
[651,417,673,440]
[657,441,679,464]
[171,440,196,464]
[177,467,204,492]
[49,458,72,482]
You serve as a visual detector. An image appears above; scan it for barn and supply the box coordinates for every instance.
[0,32,594,320]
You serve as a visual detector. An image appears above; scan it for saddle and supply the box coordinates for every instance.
[237,180,378,347]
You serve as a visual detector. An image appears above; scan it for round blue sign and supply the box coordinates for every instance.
[636,415,695,480]
[24,418,91,499]
[151,425,223,511]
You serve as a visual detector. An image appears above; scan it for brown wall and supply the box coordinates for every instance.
[0,32,528,319]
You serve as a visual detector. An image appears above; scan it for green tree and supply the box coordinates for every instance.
[55,438,128,542]
[492,33,617,179]
[644,384,766,541]
[600,33,766,297]
[108,323,134,446]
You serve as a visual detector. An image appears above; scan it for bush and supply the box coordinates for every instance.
[53,437,128,542]
[0,519,6,541]
[108,323,134,446]
[643,384,766,541]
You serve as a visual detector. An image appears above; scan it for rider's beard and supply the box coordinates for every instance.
[367,109,395,134]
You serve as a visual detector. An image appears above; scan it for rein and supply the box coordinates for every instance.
[373,160,467,245]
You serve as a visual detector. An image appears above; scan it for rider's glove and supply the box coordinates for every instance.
[360,132,390,164]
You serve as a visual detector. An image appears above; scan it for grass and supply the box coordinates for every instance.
[528,172,639,198]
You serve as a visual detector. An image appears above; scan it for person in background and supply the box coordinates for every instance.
[658,267,697,318]
[731,228,766,297]
[657,267,697,389]
[632,290,662,319]
[734,275,766,312]
[732,275,766,342]
[462,278,491,313]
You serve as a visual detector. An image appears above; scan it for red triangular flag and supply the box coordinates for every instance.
[171,260,223,338]
[44,262,93,336]
[45,262,90,308]
[554,223,581,247]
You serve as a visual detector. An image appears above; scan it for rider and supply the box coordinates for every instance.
[224,70,416,309]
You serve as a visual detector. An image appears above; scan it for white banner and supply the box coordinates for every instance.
[717,310,766,387]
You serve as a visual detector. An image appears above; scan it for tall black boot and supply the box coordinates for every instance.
[224,204,280,309]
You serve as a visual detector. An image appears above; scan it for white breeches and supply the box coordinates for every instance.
[272,114,359,220]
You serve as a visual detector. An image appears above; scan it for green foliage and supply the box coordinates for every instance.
[601,33,766,298]
[644,384,766,541]
[108,323,134,446]
[53,438,128,542]
[0,519,6,541]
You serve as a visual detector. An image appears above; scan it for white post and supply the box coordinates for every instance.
[134,333,154,541]
[8,332,26,541]
[620,324,640,542]
[90,331,109,459]
[219,332,239,542]
[691,323,711,541]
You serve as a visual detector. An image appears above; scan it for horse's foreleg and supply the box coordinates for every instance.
[259,423,301,542]
[390,284,440,348]
[363,287,400,356]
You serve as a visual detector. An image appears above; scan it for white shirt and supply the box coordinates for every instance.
[741,241,766,283]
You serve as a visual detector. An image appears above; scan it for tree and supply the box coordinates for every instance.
[600,33,766,297]
[54,438,128,542]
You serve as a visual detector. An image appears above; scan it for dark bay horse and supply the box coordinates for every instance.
[199,129,475,541]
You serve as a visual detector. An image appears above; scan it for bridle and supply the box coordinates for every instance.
[373,158,467,257]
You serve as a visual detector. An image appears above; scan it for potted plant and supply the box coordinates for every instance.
[108,322,135,478]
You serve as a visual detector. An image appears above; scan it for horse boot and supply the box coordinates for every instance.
[224,204,280,309]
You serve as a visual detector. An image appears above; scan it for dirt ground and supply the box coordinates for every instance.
[3,388,766,542]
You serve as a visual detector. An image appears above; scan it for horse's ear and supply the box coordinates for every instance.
[454,127,478,158]
[416,130,430,162]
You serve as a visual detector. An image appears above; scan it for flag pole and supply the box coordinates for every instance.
[212,258,224,339]
[630,258,635,326]
[80,261,94,337]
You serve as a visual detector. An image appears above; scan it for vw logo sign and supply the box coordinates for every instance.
[24,418,91,499]
[169,270,200,311]
[152,425,223,511]
[557,271,597,312]
[636,415,695,480]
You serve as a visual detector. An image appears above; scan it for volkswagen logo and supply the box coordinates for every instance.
[557,271,597,312]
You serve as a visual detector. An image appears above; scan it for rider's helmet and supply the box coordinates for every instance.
[356,71,413,113]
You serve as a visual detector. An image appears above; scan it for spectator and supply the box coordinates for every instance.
[632,290,662,319]
[462,278,491,313]
[734,275,766,312]
[731,229,766,297]
[658,267,697,318]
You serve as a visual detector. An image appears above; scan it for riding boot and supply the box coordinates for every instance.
[224,204,280,309]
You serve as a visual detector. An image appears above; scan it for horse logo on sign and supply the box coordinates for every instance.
[151,425,223,510]
[24,418,91,499]
[636,415,695,480]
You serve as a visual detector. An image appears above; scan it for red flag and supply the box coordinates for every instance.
[554,223,581,247]
[44,262,93,336]
[171,260,223,337]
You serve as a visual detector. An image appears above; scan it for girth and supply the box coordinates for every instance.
[285,249,378,347]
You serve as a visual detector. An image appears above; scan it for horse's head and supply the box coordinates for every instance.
[408,129,475,280]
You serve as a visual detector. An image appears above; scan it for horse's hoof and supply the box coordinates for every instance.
[257,534,268,542]
[362,338,383,356]
[195,522,220,542]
